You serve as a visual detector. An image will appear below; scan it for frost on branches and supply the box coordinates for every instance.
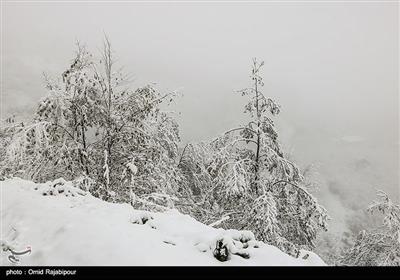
[0,116,55,181]
[340,191,400,266]
[1,40,183,208]
[178,59,328,257]
[0,115,26,179]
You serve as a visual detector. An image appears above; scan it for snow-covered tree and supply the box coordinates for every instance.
[340,191,400,266]
[4,44,103,182]
[178,59,328,256]
[0,115,26,179]
[3,38,183,207]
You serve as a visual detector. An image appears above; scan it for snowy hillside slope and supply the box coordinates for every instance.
[0,178,326,266]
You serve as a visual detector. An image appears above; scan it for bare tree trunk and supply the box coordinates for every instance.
[103,37,114,190]
[254,60,261,194]
[80,118,90,177]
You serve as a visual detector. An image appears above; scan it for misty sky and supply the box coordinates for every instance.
[2,1,399,234]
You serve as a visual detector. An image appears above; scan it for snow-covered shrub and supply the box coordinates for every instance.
[34,178,87,197]
[340,191,400,266]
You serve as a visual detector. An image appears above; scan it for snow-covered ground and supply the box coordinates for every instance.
[0,178,326,266]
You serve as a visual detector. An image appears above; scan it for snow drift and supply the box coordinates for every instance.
[0,178,325,266]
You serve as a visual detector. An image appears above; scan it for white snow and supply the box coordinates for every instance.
[0,178,326,266]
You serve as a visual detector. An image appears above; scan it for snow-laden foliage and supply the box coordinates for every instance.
[1,40,329,261]
[0,116,23,179]
[0,115,56,181]
[178,59,328,257]
[1,40,183,207]
[340,191,400,266]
